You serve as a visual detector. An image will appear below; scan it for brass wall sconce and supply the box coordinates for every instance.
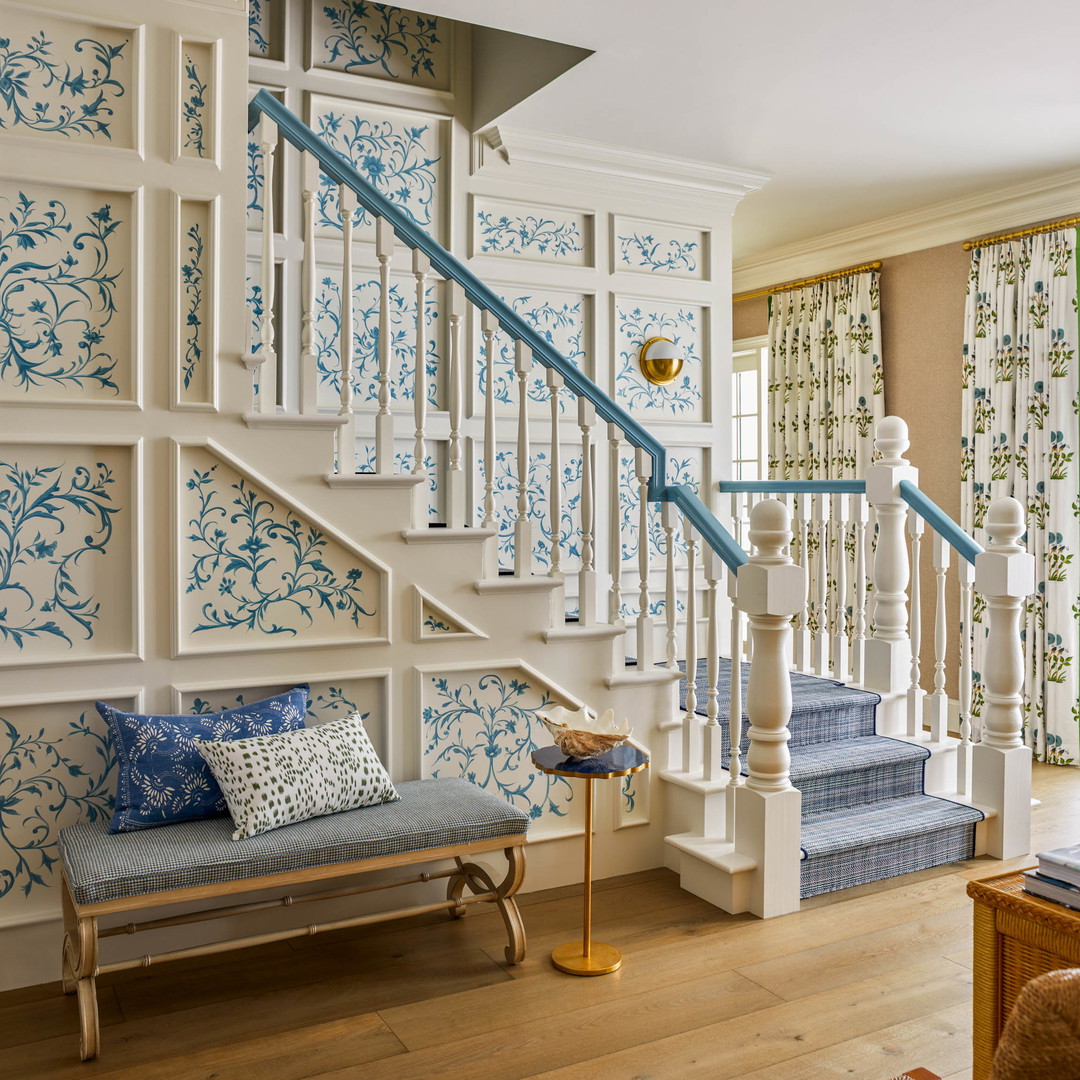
[639,337,685,386]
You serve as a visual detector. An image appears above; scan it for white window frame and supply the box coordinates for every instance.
[731,334,769,481]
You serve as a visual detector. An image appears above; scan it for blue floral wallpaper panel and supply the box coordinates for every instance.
[0,443,135,665]
[308,94,445,241]
[0,182,134,403]
[614,297,706,422]
[0,695,130,911]
[180,675,389,764]
[613,216,707,281]
[422,668,578,833]
[178,445,386,650]
[311,3,450,90]
[0,12,135,149]
[473,198,591,267]
[476,289,590,417]
[474,444,584,574]
[314,269,442,411]
[179,201,211,404]
[180,41,213,161]
[617,448,702,567]
[248,0,273,58]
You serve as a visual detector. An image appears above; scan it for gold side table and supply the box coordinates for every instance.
[532,743,649,976]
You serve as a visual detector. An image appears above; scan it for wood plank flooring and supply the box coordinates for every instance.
[3,762,1077,1080]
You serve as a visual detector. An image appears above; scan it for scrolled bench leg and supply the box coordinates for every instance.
[446,846,527,965]
[60,874,100,1060]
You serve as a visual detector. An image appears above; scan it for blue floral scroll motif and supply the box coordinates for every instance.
[618,232,698,274]
[423,613,452,632]
[615,302,702,415]
[320,3,441,81]
[0,31,128,140]
[0,191,124,394]
[246,140,263,222]
[249,0,271,56]
[477,294,585,414]
[181,53,207,158]
[0,711,114,899]
[618,453,698,563]
[424,673,572,820]
[184,464,376,636]
[0,458,120,651]
[246,274,263,354]
[313,109,439,232]
[313,276,440,406]
[191,684,363,723]
[476,211,583,260]
[181,222,203,389]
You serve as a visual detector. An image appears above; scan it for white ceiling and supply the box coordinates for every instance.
[421,0,1080,266]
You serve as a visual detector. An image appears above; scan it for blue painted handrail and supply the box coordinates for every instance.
[718,480,866,495]
[899,481,983,565]
[248,90,748,571]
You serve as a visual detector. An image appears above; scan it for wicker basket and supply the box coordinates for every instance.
[968,870,1080,1080]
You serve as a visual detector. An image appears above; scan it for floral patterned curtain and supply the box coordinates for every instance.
[961,230,1080,766]
[767,271,885,479]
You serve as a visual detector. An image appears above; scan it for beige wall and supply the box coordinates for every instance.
[733,240,972,698]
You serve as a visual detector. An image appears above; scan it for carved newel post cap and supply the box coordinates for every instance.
[976,495,1034,598]
[738,499,804,617]
[874,415,910,462]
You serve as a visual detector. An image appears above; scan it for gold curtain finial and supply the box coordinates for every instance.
[963,215,1080,251]
[733,261,882,303]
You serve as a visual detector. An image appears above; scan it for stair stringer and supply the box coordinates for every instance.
[184,422,678,896]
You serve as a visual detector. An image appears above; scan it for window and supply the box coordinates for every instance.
[732,336,768,481]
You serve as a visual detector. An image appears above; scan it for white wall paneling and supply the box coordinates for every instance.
[611,214,710,281]
[173,33,220,166]
[174,195,218,409]
[470,194,594,268]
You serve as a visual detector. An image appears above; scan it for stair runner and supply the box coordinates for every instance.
[680,659,984,898]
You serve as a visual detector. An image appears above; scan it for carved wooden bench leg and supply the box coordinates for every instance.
[61,873,100,1061]
[446,846,527,964]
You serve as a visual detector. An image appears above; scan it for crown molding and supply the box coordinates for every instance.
[478,125,770,208]
[733,167,1080,294]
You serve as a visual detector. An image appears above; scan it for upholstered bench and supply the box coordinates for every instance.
[58,777,529,1060]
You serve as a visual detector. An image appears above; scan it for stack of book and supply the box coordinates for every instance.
[1023,843,1080,911]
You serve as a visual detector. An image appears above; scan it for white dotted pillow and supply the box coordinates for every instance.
[194,712,399,840]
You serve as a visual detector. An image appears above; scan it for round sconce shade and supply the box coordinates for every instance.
[639,336,685,386]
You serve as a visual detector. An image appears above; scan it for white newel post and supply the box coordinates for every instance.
[971,496,1034,860]
[735,500,804,918]
[864,416,916,700]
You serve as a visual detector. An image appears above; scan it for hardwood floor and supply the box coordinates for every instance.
[4,762,1078,1080]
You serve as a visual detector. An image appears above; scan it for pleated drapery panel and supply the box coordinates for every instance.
[961,229,1080,766]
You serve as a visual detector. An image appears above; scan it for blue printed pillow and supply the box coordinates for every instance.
[98,686,309,833]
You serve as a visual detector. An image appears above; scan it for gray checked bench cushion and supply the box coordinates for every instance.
[59,777,530,905]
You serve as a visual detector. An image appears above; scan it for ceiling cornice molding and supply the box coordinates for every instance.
[733,168,1080,294]
[479,125,771,207]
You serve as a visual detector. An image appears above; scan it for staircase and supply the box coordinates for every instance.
[242,90,1036,919]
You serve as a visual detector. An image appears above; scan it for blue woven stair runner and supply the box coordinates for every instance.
[680,658,983,897]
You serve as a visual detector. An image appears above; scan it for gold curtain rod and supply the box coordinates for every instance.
[962,215,1080,251]
[732,261,882,303]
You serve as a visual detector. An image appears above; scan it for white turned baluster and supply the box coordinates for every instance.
[513,342,533,577]
[299,152,318,415]
[256,114,277,414]
[702,546,722,782]
[411,249,430,476]
[546,369,563,577]
[850,494,870,685]
[682,519,700,775]
[906,509,925,737]
[832,494,850,682]
[577,398,597,625]
[971,496,1034,858]
[928,532,951,744]
[957,555,975,795]
[734,499,805,918]
[811,492,830,676]
[728,569,744,797]
[865,416,916,699]
[662,503,679,669]
[480,310,498,530]
[335,185,358,475]
[445,282,467,529]
[608,425,624,623]
[634,448,655,670]
[792,495,811,671]
[374,217,396,474]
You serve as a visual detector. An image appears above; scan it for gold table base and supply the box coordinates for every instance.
[551,941,622,976]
